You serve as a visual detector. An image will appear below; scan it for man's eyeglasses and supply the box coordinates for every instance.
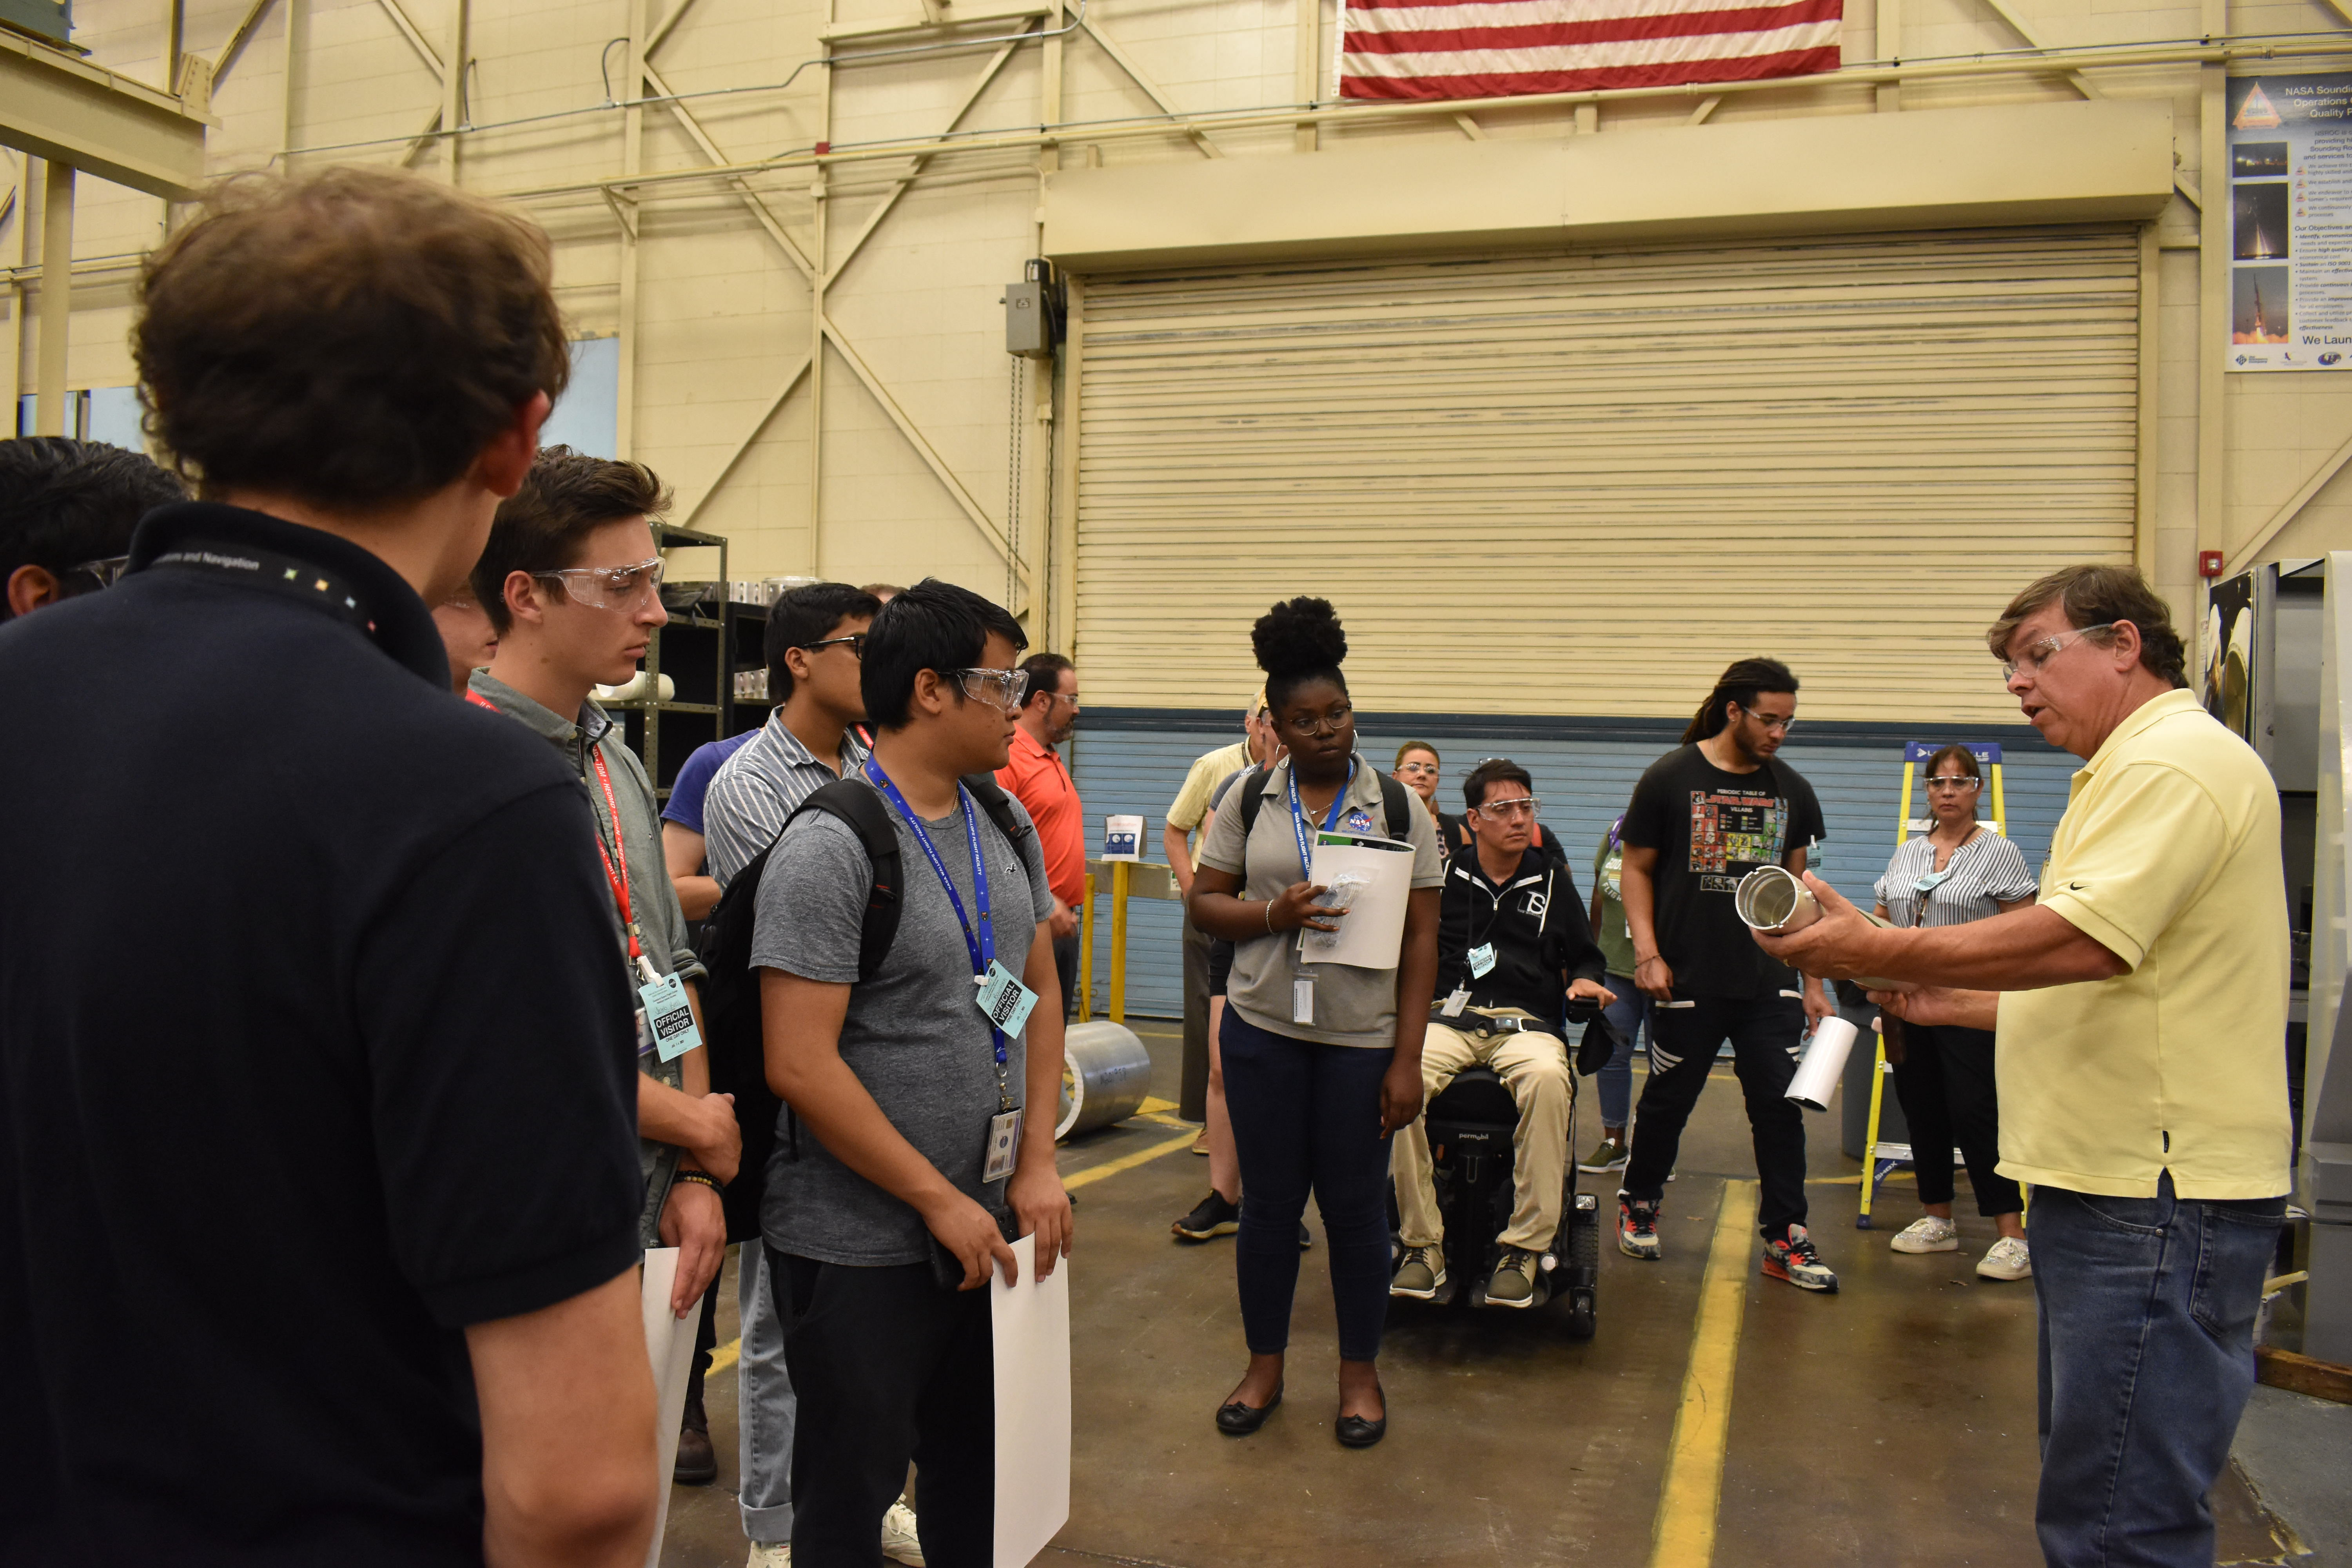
[952,666,1030,713]
[536,555,665,612]
[1924,775,1982,793]
[2002,622,2118,682]
[1474,796,1541,820]
[800,633,865,660]
[72,555,132,590]
[1283,705,1353,737]
[1740,711,1796,734]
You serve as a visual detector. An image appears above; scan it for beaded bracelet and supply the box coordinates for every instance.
[673,1168,723,1194]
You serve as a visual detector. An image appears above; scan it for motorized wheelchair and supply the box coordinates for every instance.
[1389,997,1623,1339]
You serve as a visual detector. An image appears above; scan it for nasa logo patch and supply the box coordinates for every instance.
[1343,809,1375,833]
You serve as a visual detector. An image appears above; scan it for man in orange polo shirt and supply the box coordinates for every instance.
[999,651,1086,1014]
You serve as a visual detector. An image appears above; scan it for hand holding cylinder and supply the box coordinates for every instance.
[1740,867,1903,991]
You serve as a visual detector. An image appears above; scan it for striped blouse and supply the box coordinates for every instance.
[1873,829,2037,929]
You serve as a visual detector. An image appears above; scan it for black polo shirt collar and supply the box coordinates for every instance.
[127,501,448,690]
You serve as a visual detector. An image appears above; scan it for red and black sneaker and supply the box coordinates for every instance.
[1762,1224,1839,1292]
[1617,1196,1662,1260]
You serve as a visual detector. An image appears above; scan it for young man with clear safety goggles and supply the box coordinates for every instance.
[467,446,740,1323]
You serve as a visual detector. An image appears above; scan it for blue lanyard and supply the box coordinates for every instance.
[863,761,1007,1068]
[1286,758,1358,881]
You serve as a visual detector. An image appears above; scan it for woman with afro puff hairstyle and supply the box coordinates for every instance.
[1186,597,1444,1448]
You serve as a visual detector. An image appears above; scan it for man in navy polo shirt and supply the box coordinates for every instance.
[0,168,658,1566]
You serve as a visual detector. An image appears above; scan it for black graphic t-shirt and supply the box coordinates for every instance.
[1621,743,1826,1000]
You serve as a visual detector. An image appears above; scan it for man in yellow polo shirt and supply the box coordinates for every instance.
[1758,564,2291,1568]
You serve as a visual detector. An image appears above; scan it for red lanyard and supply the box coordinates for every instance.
[467,689,641,960]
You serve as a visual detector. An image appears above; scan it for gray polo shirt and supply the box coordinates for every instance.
[467,670,707,1243]
[1197,752,1444,1048]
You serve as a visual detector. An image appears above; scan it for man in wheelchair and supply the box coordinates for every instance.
[1391,758,1615,1310]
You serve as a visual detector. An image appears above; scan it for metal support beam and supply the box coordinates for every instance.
[823,312,1029,592]
[34,159,71,438]
[674,353,815,530]
[642,60,816,279]
[2232,428,2352,571]
[440,0,469,184]
[211,0,280,87]
[1294,0,1319,151]
[1080,18,1223,157]
[1875,0,1900,110]
[829,29,1028,285]
[1452,112,1485,139]
[0,34,210,200]
[2197,45,2226,671]
[617,0,646,459]
[1688,95,1721,125]
[375,0,443,73]
[2137,222,2160,577]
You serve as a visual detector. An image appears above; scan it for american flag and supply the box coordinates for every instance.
[1337,0,1843,102]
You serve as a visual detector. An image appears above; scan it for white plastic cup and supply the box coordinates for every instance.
[1785,1014,1858,1112]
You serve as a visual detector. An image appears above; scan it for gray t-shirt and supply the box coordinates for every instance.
[1197,752,1445,1048]
[752,781,1054,1266]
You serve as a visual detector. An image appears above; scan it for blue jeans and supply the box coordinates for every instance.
[1220,1008,1396,1363]
[2030,1176,2285,1567]
[737,1240,797,1543]
[1597,976,1649,1129]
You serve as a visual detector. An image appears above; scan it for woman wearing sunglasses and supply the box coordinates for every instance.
[1870,744,2038,1279]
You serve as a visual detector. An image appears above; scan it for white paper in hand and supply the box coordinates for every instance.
[991,1232,1071,1568]
[1301,840,1412,969]
[639,1248,702,1568]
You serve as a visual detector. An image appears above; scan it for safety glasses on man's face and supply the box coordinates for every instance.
[1474,797,1541,820]
[952,666,1029,713]
[536,555,665,612]
[2001,622,2117,682]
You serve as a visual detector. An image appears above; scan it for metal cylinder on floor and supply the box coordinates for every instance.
[1056,1020,1153,1140]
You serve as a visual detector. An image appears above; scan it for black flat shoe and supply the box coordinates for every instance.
[1215,1382,1283,1436]
[1335,1388,1387,1448]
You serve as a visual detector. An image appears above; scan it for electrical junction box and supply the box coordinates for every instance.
[0,0,71,48]
[1004,280,1055,359]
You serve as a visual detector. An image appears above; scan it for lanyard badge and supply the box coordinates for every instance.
[864,761,1033,1114]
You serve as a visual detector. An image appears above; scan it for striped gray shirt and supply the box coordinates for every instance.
[702,711,868,889]
[1873,829,2036,929]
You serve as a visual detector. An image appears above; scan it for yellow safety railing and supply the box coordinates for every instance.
[1075,858,1181,1024]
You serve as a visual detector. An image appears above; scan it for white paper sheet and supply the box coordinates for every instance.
[1301,839,1413,970]
[991,1233,1071,1568]
[639,1248,702,1568]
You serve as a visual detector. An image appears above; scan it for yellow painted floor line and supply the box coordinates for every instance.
[708,1336,740,1376]
[1648,1177,1760,1568]
[1139,1095,1180,1114]
[1064,1128,1201,1191]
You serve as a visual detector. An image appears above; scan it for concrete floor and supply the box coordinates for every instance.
[660,1024,2307,1568]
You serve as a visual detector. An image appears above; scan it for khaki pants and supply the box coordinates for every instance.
[1393,1016,1574,1253]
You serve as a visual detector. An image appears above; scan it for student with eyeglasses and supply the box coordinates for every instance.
[694,580,923,1564]
[755,577,1069,1564]
[1867,743,2037,1279]
[1614,657,1839,1293]
[1188,597,1443,1447]
[468,448,738,1327]
[0,436,185,621]
[1392,741,1463,846]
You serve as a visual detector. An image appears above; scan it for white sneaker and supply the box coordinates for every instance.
[882,1501,925,1566]
[1889,1216,1959,1254]
[1976,1236,2032,1281]
[745,1543,790,1567]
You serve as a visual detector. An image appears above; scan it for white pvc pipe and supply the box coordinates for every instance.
[1786,1015,1858,1112]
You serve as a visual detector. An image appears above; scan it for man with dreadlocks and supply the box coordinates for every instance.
[1613,658,1839,1292]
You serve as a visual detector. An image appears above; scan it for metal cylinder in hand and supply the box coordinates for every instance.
[1056,1020,1154,1140]
[1731,865,1904,992]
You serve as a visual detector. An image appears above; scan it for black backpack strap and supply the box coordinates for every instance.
[1377,772,1413,842]
[960,773,1036,858]
[1234,763,1269,838]
[786,779,904,981]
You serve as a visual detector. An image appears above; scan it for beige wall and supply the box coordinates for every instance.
[8,0,2352,681]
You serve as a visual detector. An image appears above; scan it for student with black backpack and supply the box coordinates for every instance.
[1187,597,1443,1449]
[748,578,1069,1567]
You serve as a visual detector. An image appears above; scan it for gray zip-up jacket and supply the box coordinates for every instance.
[468,670,707,1245]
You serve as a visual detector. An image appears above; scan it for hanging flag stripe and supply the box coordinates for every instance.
[1338,0,1842,101]
[1344,0,1841,52]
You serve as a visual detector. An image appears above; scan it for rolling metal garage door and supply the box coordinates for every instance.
[1069,227,2141,727]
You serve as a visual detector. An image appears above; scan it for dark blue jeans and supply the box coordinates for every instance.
[2030,1176,2285,1568]
[1220,1008,1396,1363]
[1597,976,1650,1128]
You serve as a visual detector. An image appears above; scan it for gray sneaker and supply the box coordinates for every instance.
[1390,1243,1445,1299]
[1486,1246,1541,1308]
